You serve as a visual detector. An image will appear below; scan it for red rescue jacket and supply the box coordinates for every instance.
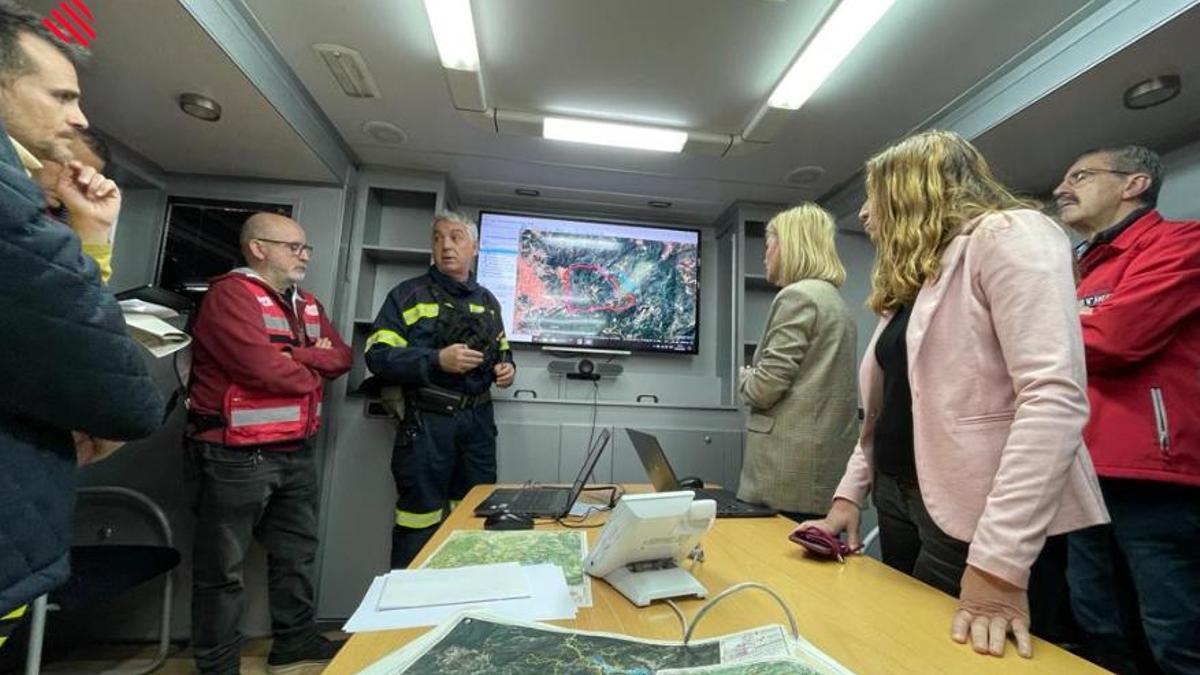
[188,269,351,448]
[1077,210,1200,486]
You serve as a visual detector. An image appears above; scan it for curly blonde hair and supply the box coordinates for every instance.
[865,130,1038,314]
[767,203,846,287]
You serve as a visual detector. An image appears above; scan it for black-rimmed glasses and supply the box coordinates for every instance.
[255,238,314,255]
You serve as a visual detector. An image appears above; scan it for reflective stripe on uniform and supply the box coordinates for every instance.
[305,323,321,338]
[365,329,407,351]
[0,603,28,648]
[395,507,442,529]
[402,302,439,326]
[467,303,486,313]
[229,405,303,427]
[263,315,291,332]
[1,604,26,621]
[499,337,511,351]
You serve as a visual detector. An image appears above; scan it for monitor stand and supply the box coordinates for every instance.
[603,559,707,607]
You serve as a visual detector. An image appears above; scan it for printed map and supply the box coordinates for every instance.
[513,229,699,347]
[420,530,591,606]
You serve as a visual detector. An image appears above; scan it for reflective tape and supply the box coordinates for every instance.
[499,337,511,351]
[262,315,291,332]
[1,604,27,621]
[305,323,321,338]
[468,303,486,314]
[395,507,443,529]
[365,329,407,351]
[229,405,302,427]
[402,303,439,326]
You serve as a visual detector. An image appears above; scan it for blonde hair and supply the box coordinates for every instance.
[766,203,846,287]
[865,130,1038,314]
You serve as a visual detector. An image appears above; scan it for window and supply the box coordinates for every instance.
[156,197,293,295]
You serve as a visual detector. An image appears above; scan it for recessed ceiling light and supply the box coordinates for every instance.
[178,93,221,122]
[1124,74,1181,110]
[543,117,688,153]
[515,188,540,197]
[313,43,380,98]
[362,121,407,144]
[768,0,895,110]
[648,200,672,208]
[785,165,825,186]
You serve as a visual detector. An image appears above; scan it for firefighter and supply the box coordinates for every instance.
[365,211,515,568]
[186,212,351,675]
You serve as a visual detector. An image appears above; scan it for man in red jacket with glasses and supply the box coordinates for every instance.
[186,212,351,675]
[1054,145,1200,675]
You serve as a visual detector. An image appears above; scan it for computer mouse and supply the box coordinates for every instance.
[483,511,534,531]
[677,476,705,489]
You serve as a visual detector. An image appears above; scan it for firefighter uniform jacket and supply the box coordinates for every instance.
[188,269,351,447]
[365,266,514,395]
[1077,208,1200,486]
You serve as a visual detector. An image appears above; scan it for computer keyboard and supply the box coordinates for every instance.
[511,490,567,512]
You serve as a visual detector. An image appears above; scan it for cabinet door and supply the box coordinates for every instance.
[611,427,739,489]
[496,422,561,484]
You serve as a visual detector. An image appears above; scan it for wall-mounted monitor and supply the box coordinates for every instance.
[477,211,700,355]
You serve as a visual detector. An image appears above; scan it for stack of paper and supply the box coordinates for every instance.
[123,313,191,358]
[344,562,576,633]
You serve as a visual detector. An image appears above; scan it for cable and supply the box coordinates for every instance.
[663,600,689,639]
[682,582,799,645]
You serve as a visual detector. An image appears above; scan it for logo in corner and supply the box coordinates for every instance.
[42,0,95,48]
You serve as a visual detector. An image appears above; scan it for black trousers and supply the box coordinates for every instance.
[188,441,321,675]
[390,403,497,569]
[873,472,1078,644]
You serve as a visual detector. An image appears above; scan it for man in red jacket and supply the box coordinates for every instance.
[186,212,351,675]
[1054,145,1200,675]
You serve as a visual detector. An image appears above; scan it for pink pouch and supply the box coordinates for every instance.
[788,526,861,563]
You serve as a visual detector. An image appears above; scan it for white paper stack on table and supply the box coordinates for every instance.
[120,300,191,358]
[344,562,576,633]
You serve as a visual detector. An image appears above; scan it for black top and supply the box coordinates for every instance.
[873,305,917,480]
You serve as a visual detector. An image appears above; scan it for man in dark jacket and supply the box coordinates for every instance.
[366,211,515,568]
[1054,145,1200,674]
[0,0,162,626]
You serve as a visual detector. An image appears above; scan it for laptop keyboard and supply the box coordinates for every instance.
[510,490,568,513]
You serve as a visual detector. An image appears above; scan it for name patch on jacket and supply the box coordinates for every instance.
[1080,291,1111,309]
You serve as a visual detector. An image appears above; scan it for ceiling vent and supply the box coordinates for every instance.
[313,43,380,98]
[785,165,825,186]
[362,121,407,144]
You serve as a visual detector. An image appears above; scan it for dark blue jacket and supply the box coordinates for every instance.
[365,266,514,396]
[0,125,164,615]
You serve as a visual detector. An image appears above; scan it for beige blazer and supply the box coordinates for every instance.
[738,279,859,514]
[834,209,1109,588]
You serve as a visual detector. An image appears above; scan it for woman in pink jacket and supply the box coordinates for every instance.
[801,130,1109,658]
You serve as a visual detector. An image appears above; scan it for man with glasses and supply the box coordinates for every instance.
[1054,146,1200,674]
[185,212,351,675]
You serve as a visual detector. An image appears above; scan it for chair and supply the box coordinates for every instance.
[22,486,180,675]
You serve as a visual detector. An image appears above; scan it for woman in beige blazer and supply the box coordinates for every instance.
[737,203,858,522]
[801,131,1108,659]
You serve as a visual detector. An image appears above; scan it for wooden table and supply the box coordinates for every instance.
[327,485,1107,674]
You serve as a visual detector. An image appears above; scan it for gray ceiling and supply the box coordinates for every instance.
[24,0,1199,224]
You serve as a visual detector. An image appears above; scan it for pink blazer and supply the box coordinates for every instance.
[834,209,1109,588]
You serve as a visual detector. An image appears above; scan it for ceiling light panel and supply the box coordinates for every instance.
[313,43,380,98]
[768,0,894,110]
[423,0,481,71]
[543,117,688,153]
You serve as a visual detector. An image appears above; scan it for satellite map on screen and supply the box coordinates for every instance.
[513,228,698,348]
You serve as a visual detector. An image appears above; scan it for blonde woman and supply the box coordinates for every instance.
[738,204,858,523]
[800,131,1108,658]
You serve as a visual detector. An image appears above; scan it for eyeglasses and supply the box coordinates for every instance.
[255,238,314,255]
[1062,168,1133,187]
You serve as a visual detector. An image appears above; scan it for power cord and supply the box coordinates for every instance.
[681,582,799,645]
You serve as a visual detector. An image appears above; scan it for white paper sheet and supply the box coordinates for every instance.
[344,563,576,633]
[377,562,530,609]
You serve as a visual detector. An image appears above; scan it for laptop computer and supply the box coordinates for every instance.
[474,428,611,518]
[626,428,777,518]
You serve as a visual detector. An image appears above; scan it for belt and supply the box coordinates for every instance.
[411,386,491,415]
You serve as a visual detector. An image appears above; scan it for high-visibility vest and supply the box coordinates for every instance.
[221,276,323,447]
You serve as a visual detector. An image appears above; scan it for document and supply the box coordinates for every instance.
[360,610,855,674]
[344,563,575,633]
[123,313,190,358]
[377,563,530,610]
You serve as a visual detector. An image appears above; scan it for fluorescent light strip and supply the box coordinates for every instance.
[543,117,688,153]
[423,0,480,71]
[768,0,895,110]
